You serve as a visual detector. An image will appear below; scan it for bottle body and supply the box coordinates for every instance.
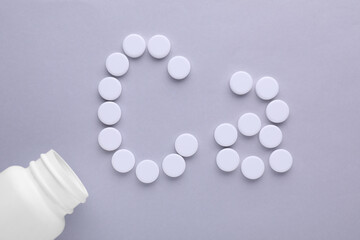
[0,150,88,240]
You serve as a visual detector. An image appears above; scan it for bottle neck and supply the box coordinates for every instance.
[29,150,88,215]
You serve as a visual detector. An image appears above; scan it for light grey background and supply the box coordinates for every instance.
[1,0,360,239]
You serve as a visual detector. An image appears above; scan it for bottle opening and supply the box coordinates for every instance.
[49,150,89,203]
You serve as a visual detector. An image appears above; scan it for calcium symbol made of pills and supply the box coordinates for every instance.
[98,34,293,184]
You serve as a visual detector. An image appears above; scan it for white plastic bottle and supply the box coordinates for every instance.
[0,150,89,240]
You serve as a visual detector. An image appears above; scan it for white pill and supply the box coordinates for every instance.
[229,71,253,95]
[112,149,135,173]
[168,56,191,80]
[98,127,122,151]
[214,123,238,147]
[238,113,261,136]
[255,76,279,100]
[162,154,186,178]
[216,148,240,172]
[259,125,282,148]
[136,160,160,184]
[122,34,146,58]
[98,102,121,125]
[266,100,289,123]
[241,156,265,180]
[147,35,171,59]
[175,133,198,157]
[269,149,293,173]
[106,53,129,77]
[98,77,122,101]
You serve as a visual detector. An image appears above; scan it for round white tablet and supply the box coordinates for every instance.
[241,156,265,180]
[216,148,240,172]
[168,56,191,80]
[105,52,129,77]
[255,76,279,100]
[112,149,135,173]
[229,71,253,95]
[98,127,122,151]
[136,160,160,184]
[98,77,122,101]
[122,34,146,58]
[238,113,261,136]
[175,133,198,157]
[214,123,238,147]
[259,125,282,148]
[98,102,121,125]
[147,35,171,59]
[266,100,289,123]
[269,149,293,173]
[162,154,186,178]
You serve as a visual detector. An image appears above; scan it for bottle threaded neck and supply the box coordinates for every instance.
[29,150,89,215]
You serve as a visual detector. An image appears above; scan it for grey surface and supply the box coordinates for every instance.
[1,0,360,239]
